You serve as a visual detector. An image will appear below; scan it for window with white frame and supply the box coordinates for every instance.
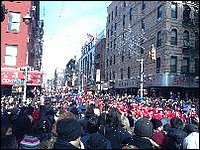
[7,12,21,31]
[157,5,163,20]
[171,2,177,19]
[170,29,177,45]
[183,30,189,47]
[5,45,18,66]
[181,57,189,74]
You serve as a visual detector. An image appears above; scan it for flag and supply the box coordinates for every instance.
[87,33,94,41]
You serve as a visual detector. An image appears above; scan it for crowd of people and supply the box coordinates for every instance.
[1,91,199,149]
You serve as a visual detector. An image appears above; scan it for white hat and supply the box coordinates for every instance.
[183,132,199,149]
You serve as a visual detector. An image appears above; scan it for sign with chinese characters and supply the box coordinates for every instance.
[1,68,43,86]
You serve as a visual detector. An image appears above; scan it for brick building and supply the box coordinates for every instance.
[1,1,44,96]
[105,1,199,98]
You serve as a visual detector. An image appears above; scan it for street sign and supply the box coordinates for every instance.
[13,79,24,85]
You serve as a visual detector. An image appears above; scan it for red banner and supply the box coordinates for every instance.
[1,68,43,86]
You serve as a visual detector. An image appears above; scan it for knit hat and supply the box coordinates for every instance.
[134,117,153,137]
[170,117,184,129]
[19,135,40,149]
[56,118,82,142]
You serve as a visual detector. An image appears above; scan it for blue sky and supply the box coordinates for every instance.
[40,1,111,80]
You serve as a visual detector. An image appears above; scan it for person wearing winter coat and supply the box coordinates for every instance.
[53,118,84,149]
[165,117,188,149]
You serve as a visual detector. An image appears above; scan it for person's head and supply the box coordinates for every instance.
[150,118,163,131]
[86,114,100,133]
[52,111,75,136]
[170,117,184,129]
[134,117,153,137]
[56,118,82,142]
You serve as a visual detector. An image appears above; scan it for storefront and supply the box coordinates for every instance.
[1,68,43,96]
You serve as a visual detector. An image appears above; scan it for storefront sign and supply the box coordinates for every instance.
[1,68,43,86]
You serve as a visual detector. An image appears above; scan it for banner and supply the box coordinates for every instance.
[1,68,43,86]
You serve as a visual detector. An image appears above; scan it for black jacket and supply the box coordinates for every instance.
[165,128,188,149]
[53,138,78,149]
[98,125,131,149]
[122,135,155,149]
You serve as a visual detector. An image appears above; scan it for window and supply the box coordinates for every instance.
[157,5,163,20]
[181,57,189,74]
[183,4,191,22]
[114,38,116,50]
[114,55,116,64]
[170,56,177,73]
[194,58,199,75]
[115,6,117,17]
[114,23,117,30]
[129,8,133,21]
[110,56,112,66]
[7,12,21,31]
[111,11,113,20]
[107,58,109,67]
[113,71,115,80]
[157,31,162,47]
[108,14,110,23]
[106,72,108,81]
[170,29,177,45]
[111,25,113,36]
[183,30,189,47]
[171,2,177,19]
[123,1,126,7]
[5,45,18,66]
[107,29,109,38]
[122,51,124,62]
[156,57,161,73]
[195,32,199,50]
[142,1,146,10]
[141,18,145,30]
[120,68,123,79]
[128,67,130,79]
[107,43,109,52]
[123,15,125,27]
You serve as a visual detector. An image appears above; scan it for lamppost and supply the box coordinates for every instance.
[22,10,32,102]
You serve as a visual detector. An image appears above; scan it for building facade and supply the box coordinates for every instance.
[106,1,199,98]
[79,36,96,93]
[94,29,106,91]
[1,1,44,96]
[64,57,79,93]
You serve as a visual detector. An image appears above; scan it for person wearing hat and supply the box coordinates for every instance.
[53,118,84,149]
[122,117,156,149]
[150,118,169,149]
[165,117,188,149]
